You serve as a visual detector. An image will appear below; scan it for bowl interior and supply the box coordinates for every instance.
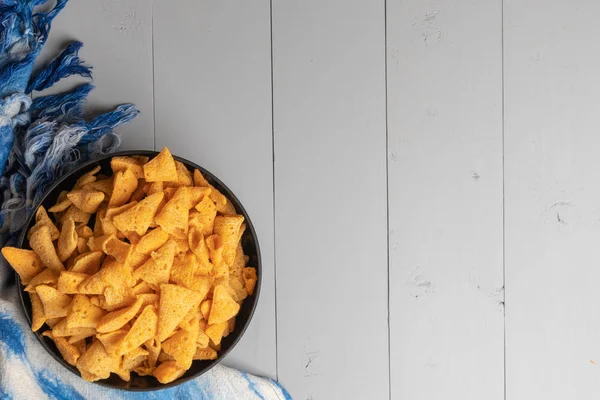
[17,151,261,391]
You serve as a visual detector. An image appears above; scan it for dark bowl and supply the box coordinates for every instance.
[16,150,261,391]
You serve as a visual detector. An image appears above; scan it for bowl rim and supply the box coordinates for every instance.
[16,150,262,391]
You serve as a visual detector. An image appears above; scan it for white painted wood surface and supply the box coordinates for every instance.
[272,1,389,399]
[50,0,600,398]
[387,1,504,399]
[505,1,600,398]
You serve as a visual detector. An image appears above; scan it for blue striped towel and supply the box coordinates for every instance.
[0,1,290,398]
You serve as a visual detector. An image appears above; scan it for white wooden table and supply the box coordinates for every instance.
[39,1,600,398]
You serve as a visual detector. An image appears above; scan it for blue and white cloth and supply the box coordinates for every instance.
[0,1,290,398]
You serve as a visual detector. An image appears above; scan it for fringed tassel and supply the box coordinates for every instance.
[0,0,69,177]
[30,83,93,122]
[82,104,140,145]
[23,120,56,169]
[0,0,68,96]
[28,124,87,205]
[30,0,69,48]
[0,94,32,176]
[26,41,92,93]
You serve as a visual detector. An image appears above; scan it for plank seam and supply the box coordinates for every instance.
[151,0,156,151]
[501,0,507,399]
[384,0,391,398]
[270,0,280,382]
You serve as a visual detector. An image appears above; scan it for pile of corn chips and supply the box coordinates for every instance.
[2,148,258,384]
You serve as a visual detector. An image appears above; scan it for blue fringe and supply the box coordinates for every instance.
[81,103,139,145]
[30,83,93,122]
[23,120,55,168]
[0,93,31,177]
[30,0,68,47]
[26,41,92,94]
[0,0,66,97]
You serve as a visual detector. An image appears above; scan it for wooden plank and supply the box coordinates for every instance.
[39,0,154,150]
[386,1,504,399]
[504,1,600,398]
[272,1,388,399]
[153,0,276,377]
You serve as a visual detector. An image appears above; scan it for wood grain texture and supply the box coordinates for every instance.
[153,0,276,378]
[272,1,388,399]
[505,1,600,398]
[387,1,504,399]
[38,0,154,150]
